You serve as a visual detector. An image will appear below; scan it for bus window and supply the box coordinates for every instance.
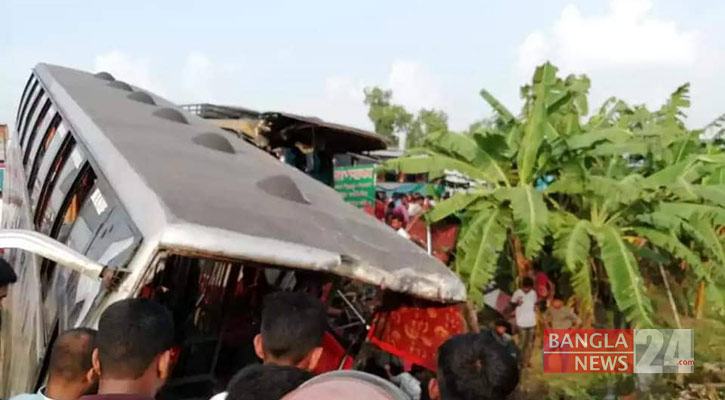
[16,75,34,125]
[39,163,96,300]
[17,80,39,134]
[84,206,140,270]
[27,113,61,185]
[36,143,85,235]
[53,166,97,246]
[30,120,68,206]
[23,101,53,165]
[66,185,109,253]
[20,90,46,147]
[43,169,132,336]
[34,135,74,228]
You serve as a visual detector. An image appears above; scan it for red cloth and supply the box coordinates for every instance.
[374,200,386,220]
[535,272,551,298]
[370,305,465,371]
[313,332,354,374]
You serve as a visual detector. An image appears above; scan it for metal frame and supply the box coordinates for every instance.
[0,229,106,280]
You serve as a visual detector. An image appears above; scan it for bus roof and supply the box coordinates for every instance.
[35,63,465,302]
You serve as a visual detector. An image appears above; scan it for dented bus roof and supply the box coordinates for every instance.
[35,63,466,302]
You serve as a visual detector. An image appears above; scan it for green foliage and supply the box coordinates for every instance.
[379,61,725,329]
[594,226,654,328]
[455,208,508,305]
[407,109,448,149]
[363,87,449,149]
[505,185,549,257]
[554,218,593,315]
[363,88,411,148]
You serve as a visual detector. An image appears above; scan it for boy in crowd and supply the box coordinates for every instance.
[489,319,519,362]
[11,328,98,400]
[511,278,537,368]
[82,298,175,400]
[428,333,519,400]
[387,213,410,239]
[544,295,579,330]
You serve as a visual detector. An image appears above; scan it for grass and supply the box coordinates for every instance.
[503,284,725,399]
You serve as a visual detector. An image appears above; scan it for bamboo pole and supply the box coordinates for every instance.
[658,263,681,328]
[694,280,706,319]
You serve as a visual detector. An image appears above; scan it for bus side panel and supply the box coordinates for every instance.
[1,131,46,397]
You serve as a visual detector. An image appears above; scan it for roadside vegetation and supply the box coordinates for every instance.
[367,63,725,398]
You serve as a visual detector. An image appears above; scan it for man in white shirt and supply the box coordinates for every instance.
[511,277,537,368]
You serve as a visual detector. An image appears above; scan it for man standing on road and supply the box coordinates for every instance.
[511,278,537,368]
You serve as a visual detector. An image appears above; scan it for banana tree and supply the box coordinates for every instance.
[383,63,725,328]
[567,83,725,319]
[384,63,593,304]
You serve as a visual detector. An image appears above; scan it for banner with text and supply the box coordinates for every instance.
[543,329,694,374]
[334,165,375,209]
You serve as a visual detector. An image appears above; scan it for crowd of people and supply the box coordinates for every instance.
[5,290,519,400]
[375,192,436,240]
[489,271,580,371]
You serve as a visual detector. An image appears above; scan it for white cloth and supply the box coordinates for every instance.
[407,203,422,217]
[10,387,52,400]
[397,228,411,239]
[511,289,537,328]
[209,392,227,400]
[391,372,421,400]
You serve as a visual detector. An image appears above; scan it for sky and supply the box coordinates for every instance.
[1,0,724,134]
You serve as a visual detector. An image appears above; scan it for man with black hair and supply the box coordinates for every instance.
[226,364,311,400]
[387,213,410,239]
[428,333,519,400]
[489,319,519,362]
[253,291,327,370]
[11,328,98,400]
[511,277,537,368]
[82,298,175,400]
[210,292,327,400]
[0,257,17,309]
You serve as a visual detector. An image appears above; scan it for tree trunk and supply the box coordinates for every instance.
[511,234,532,284]
[694,280,706,319]
[658,263,681,328]
[461,300,481,333]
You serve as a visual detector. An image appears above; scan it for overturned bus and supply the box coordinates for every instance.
[0,63,468,398]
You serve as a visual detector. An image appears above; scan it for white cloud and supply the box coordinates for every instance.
[518,0,698,76]
[94,51,165,95]
[283,75,371,130]
[294,60,445,132]
[387,60,442,113]
[515,0,723,127]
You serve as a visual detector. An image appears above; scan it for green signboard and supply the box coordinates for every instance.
[334,165,375,209]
